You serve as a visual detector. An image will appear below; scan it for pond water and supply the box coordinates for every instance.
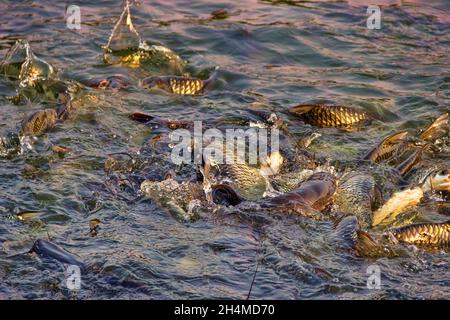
[0,0,449,299]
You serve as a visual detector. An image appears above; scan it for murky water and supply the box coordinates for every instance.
[0,0,449,299]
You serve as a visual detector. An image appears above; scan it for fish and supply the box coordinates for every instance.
[334,172,382,228]
[29,239,85,270]
[142,66,219,95]
[419,168,450,192]
[362,131,409,163]
[332,215,397,257]
[419,113,448,142]
[129,112,192,130]
[88,75,129,90]
[259,172,336,219]
[388,221,450,246]
[372,187,424,227]
[395,144,429,176]
[20,109,58,137]
[211,184,245,206]
[289,104,370,128]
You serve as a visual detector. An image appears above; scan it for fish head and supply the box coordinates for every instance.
[430,168,450,192]
[141,76,167,91]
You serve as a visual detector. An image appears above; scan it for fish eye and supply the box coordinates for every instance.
[98,79,109,88]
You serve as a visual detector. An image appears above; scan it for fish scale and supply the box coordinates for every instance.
[21,109,57,136]
[391,221,450,246]
[290,104,369,128]
[170,78,204,95]
[334,172,380,228]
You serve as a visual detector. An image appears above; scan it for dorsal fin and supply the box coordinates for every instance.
[288,104,316,115]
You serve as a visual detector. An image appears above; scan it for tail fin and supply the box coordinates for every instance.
[204,66,219,89]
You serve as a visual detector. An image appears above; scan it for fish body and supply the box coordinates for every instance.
[289,104,369,128]
[89,75,129,90]
[30,239,85,270]
[419,113,448,142]
[389,221,450,246]
[20,108,58,137]
[334,172,381,228]
[259,172,336,219]
[363,131,409,163]
[142,66,219,95]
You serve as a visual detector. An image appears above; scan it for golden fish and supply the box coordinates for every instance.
[289,104,369,128]
[389,221,450,246]
[142,66,219,96]
[20,109,58,137]
[419,113,448,142]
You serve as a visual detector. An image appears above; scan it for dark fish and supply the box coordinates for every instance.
[211,184,244,206]
[30,239,85,270]
[419,113,448,142]
[289,104,370,128]
[142,66,219,95]
[260,172,336,219]
[363,131,409,163]
[20,109,58,137]
[389,221,450,246]
[129,112,191,130]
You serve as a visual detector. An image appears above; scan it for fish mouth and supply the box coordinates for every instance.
[431,169,450,191]
[140,77,156,89]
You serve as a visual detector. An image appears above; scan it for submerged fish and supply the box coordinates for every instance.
[20,108,58,137]
[142,66,219,95]
[289,104,370,128]
[140,178,207,221]
[30,239,85,270]
[129,112,192,130]
[388,221,450,246]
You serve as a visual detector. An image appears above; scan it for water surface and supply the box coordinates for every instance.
[0,0,449,299]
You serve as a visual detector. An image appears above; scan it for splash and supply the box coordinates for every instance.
[102,0,185,74]
[0,40,55,88]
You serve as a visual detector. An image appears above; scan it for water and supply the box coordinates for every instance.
[0,0,449,299]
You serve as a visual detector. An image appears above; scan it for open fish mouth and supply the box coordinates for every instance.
[429,169,450,192]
